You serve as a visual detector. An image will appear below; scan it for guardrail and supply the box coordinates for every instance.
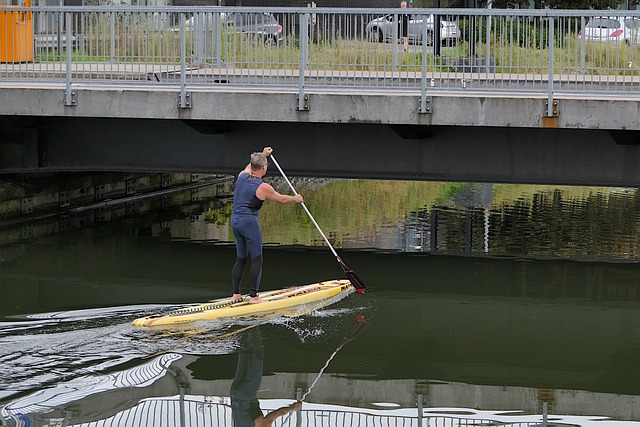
[1,6,639,111]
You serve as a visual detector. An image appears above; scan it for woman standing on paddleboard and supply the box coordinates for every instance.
[231,147,304,304]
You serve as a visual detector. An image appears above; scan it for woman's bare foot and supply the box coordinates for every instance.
[231,294,243,304]
[249,296,266,304]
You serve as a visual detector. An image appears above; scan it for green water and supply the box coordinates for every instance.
[1,178,640,426]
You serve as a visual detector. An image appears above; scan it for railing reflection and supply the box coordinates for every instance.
[1,347,636,427]
[6,396,618,427]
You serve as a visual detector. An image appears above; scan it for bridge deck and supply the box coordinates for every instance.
[2,61,640,89]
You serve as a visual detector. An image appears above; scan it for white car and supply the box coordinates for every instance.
[366,14,459,46]
[580,17,640,45]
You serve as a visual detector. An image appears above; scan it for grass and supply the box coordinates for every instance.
[485,35,640,76]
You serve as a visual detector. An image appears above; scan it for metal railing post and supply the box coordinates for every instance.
[214,11,222,66]
[419,13,430,114]
[64,12,75,107]
[392,13,398,71]
[298,12,309,111]
[485,13,491,74]
[580,16,586,74]
[56,8,62,53]
[547,16,554,117]
[179,385,186,427]
[194,12,204,66]
[295,387,303,427]
[110,12,115,63]
[178,13,191,109]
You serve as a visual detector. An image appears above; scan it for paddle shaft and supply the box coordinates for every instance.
[269,154,367,292]
[269,155,342,263]
[296,316,366,404]
[300,342,345,401]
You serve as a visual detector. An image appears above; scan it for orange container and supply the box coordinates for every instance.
[0,0,33,63]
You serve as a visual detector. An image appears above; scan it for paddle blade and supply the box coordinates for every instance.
[340,261,367,293]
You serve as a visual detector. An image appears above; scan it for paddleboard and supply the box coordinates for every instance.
[132,279,354,327]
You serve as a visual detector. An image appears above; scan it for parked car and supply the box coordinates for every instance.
[579,17,640,45]
[173,12,283,46]
[224,12,283,45]
[366,14,459,46]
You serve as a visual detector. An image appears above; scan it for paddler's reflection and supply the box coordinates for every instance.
[230,328,301,427]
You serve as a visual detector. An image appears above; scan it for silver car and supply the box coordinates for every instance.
[224,12,283,46]
[174,12,283,46]
[366,14,459,46]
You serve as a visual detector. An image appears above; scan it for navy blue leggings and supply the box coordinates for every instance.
[232,215,263,297]
[232,216,262,258]
[232,255,263,297]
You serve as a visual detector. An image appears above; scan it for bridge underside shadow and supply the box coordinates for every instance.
[2,116,640,187]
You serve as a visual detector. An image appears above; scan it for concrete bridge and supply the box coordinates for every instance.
[1,6,640,186]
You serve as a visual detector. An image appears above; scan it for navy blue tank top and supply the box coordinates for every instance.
[232,172,264,218]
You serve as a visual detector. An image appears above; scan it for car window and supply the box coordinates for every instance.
[587,18,621,29]
[624,18,640,30]
[245,13,261,26]
[264,14,277,24]
[227,13,243,26]
[254,13,277,25]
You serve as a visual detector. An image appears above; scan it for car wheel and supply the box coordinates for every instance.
[368,27,383,42]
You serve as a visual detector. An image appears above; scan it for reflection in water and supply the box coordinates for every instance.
[3,177,640,425]
[262,181,640,260]
[1,302,640,425]
[230,328,300,427]
[0,352,183,423]
[1,317,639,426]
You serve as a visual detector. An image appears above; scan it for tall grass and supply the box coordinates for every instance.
[462,33,640,76]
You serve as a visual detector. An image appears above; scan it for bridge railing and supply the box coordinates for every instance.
[1,6,639,108]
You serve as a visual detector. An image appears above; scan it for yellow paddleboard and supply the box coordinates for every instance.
[132,279,353,327]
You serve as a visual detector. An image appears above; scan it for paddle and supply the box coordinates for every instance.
[299,315,367,401]
[269,154,367,293]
